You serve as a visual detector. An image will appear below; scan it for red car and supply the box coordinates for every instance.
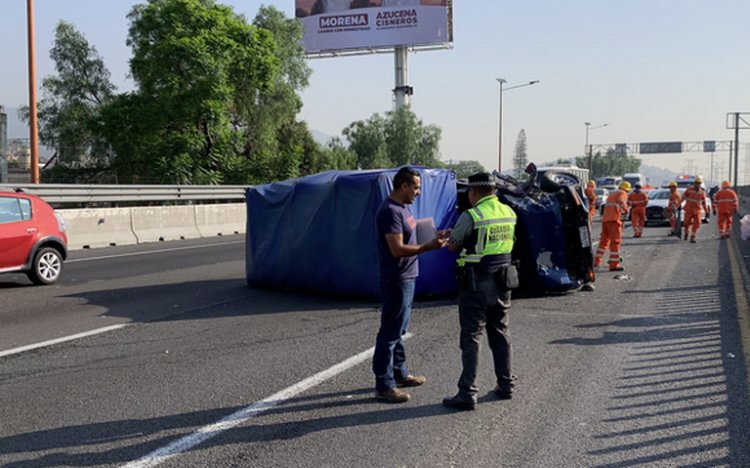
[0,190,68,285]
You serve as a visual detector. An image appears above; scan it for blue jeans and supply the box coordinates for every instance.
[373,278,416,392]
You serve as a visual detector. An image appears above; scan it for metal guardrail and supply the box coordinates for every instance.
[0,184,250,204]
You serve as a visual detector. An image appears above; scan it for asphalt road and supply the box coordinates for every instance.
[1,224,749,467]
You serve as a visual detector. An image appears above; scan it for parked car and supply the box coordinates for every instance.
[645,188,711,226]
[0,190,68,284]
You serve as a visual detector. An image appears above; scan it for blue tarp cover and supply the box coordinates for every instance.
[246,167,459,298]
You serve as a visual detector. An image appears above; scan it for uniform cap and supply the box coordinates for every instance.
[467,172,496,187]
[619,181,632,191]
[694,176,703,183]
[634,183,642,189]
[668,181,677,188]
[722,180,731,189]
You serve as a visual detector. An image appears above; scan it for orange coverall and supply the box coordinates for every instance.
[585,186,597,222]
[682,186,707,241]
[713,188,739,237]
[595,189,628,270]
[666,189,681,232]
[627,190,648,237]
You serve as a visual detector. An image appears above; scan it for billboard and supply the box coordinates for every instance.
[295,0,452,54]
[639,142,682,154]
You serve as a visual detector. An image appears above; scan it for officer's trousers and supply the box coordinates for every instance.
[457,272,513,397]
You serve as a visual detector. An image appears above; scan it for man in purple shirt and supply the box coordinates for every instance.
[373,167,449,403]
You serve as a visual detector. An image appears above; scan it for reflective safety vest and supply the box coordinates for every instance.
[714,188,739,213]
[457,195,516,267]
[628,191,648,209]
[683,187,706,213]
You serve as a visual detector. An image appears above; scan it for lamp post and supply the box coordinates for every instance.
[496,78,539,172]
[585,122,608,177]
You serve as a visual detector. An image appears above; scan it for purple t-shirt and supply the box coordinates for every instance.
[376,197,419,280]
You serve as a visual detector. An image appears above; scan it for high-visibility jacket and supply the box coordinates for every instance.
[457,195,517,267]
[682,186,707,214]
[602,189,629,224]
[667,190,681,210]
[714,188,739,214]
[627,191,648,210]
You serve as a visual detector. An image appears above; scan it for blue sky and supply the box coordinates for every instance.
[2,0,749,177]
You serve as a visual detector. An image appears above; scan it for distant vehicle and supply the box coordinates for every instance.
[597,176,622,191]
[593,187,609,215]
[645,188,711,226]
[0,190,68,285]
[623,173,647,188]
[674,174,705,189]
[536,164,590,188]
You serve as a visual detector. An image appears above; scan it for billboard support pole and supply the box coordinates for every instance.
[393,46,411,109]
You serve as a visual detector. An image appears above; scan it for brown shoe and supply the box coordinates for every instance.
[375,388,410,403]
[396,374,426,388]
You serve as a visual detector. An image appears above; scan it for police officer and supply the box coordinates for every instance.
[443,172,518,411]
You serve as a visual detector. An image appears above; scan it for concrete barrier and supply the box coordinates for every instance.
[194,203,245,237]
[58,208,138,249]
[131,206,201,243]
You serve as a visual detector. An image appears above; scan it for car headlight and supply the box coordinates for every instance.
[54,212,66,232]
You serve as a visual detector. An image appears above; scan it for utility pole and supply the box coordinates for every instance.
[27,0,40,183]
[733,112,740,187]
[0,106,7,183]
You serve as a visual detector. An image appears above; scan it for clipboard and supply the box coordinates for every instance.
[416,217,436,244]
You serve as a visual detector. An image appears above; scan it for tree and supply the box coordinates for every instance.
[574,149,641,179]
[343,106,441,169]
[103,0,279,184]
[512,129,527,178]
[21,21,115,167]
[443,160,486,178]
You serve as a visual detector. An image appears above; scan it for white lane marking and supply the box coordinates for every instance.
[0,324,129,358]
[122,332,413,468]
[67,241,245,263]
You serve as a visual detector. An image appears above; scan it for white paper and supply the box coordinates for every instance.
[416,217,436,244]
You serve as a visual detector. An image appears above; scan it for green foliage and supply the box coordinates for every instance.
[21,21,115,166]
[343,106,441,169]
[443,160,486,178]
[30,2,443,185]
[512,129,527,178]
[575,149,641,179]
[112,0,279,184]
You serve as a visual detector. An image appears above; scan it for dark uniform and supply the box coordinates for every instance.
[444,173,518,410]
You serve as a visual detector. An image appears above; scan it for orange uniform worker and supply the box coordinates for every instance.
[584,180,598,222]
[681,176,708,243]
[713,180,739,238]
[627,184,648,237]
[595,181,631,271]
[665,181,682,236]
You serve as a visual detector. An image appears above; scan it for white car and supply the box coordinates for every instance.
[645,188,711,226]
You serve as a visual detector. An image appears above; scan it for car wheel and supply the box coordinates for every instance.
[26,247,64,285]
[540,171,577,193]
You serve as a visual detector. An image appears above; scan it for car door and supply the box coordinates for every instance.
[0,196,37,270]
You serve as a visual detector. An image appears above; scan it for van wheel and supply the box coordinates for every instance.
[26,247,64,285]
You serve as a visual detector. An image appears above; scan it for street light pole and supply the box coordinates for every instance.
[496,78,539,172]
[585,122,607,177]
